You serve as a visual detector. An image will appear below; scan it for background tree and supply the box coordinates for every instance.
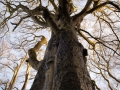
[0,0,120,90]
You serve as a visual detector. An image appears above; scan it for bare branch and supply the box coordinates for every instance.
[33,36,47,52]
[100,69,113,90]
[109,1,120,11]
[87,1,120,14]
[100,18,120,42]
[72,0,92,26]
[49,0,58,12]
[21,63,31,90]
[77,29,95,47]
[107,61,120,83]
[0,2,48,28]
[31,16,48,27]
[79,29,120,56]
[79,0,93,14]
[11,16,30,32]
[27,36,47,70]
[42,7,59,35]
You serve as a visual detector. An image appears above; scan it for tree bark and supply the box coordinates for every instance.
[29,1,94,89]
[53,29,93,90]
[30,32,58,90]
[30,27,94,90]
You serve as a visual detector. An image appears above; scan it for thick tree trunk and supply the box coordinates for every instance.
[30,27,94,90]
[53,29,92,90]
[29,4,94,89]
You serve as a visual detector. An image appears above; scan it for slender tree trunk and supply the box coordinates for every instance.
[22,63,31,90]
[8,57,27,90]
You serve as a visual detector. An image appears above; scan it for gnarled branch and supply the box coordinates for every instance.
[27,36,47,70]
[87,1,120,14]
[72,0,93,26]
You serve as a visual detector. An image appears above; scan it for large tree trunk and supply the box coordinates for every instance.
[30,27,94,90]
[53,28,93,90]
[29,1,94,89]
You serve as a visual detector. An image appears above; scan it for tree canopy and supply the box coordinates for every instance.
[0,0,120,90]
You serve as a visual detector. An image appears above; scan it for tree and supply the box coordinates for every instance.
[0,0,120,90]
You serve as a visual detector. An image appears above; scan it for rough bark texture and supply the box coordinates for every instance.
[29,0,94,89]
[53,29,92,90]
[30,32,58,90]
[30,28,94,90]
